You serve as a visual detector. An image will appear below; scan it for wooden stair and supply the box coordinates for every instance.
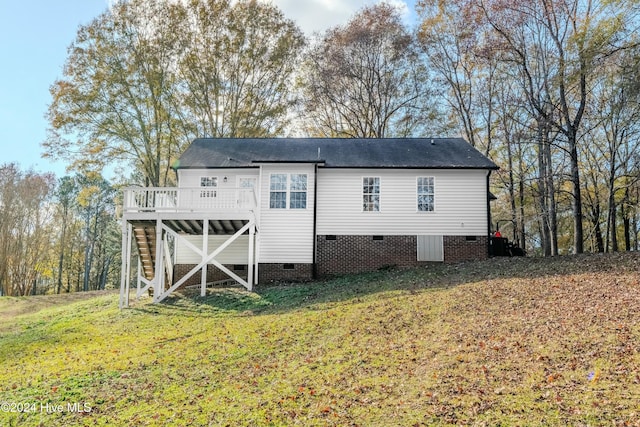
[133,224,157,281]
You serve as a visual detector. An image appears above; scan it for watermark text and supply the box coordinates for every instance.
[1,401,92,414]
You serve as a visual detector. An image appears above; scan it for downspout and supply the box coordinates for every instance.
[487,170,493,258]
[312,163,319,280]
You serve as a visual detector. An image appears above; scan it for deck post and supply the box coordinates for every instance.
[248,223,255,290]
[201,219,209,296]
[153,219,164,303]
[255,233,260,287]
[124,223,133,308]
[136,256,142,297]
[119,221,130,309]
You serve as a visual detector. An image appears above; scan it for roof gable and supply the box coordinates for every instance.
[174,138,499,170]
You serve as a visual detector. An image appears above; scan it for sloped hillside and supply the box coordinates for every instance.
[1,253,639,426]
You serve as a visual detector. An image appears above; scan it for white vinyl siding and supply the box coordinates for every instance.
[259,164,315,263]
[175,235,251,264]
[178,169,259,190]
[316,168,489,236]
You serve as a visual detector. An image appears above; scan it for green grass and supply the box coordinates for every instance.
[1,253,640,426]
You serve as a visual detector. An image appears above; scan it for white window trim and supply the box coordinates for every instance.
[362,176,381,212]
[268,173,308,210]
[416,176,436,213]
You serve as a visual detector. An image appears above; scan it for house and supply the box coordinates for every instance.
[119,138,498,307]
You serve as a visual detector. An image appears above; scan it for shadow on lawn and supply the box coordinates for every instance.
[130,251,640,318]
[131,267,449,319]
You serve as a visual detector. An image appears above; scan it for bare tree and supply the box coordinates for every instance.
[299,3,435,137]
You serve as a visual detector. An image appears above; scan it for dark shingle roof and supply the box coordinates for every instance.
[174,138,499,170]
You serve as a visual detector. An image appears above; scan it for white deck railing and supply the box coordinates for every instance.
[123,187,257,213]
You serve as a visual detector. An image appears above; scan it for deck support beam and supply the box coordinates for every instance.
[248,223,255,291]
[201,219,209,296]
[120,207,258,308]
[154,220,255,303]
[119,222,132,309]
[152,219,164,303]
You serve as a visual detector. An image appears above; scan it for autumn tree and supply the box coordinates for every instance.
[581,47,640,252]
[46,0,188,187]
[417,0,499,153]
[178,0,305,138]
[46,0,305,186]
[54,176,77,293]
[75,174,117,292]
[0,165,55,296]
[299,3,435,138]
[418,0,639,254]
[476,0,639,253]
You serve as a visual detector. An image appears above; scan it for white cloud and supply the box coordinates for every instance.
[263,0,414,34]
[106,0,414,34]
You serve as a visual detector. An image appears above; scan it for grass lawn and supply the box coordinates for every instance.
[1,253,639,426]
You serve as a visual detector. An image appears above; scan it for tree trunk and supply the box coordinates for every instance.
[56,214,67,294]
[544,128,558,256]
[591,203,605,252]
[507,138,518,244]
[569,134,584,254]
[611,205,619,252]
[633,210,639,251]
[519,176,526,252]
[621,187,631,251]
[537,120,551,256]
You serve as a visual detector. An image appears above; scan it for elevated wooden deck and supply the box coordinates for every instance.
[120,187,258,308]
[123,187,257,222]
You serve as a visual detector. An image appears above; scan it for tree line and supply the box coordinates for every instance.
[416,0,640,254]
[3,0,638,294]
[0,166,119,296]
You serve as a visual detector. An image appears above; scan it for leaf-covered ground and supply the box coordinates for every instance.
[1,253,639,426]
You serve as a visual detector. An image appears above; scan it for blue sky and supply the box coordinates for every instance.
[0,0,416,178]
[0,0,109,177]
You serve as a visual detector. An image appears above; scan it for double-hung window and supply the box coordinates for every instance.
[362,177,380,212]
[289,174,307,209]
[270,173,307,209]
[417,176,435,212]
[270,174,287,209]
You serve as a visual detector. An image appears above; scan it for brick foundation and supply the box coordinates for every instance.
[258,263,313,284]
[173,235,488,285]
[316,235,419,277]
[443,235,489,263]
